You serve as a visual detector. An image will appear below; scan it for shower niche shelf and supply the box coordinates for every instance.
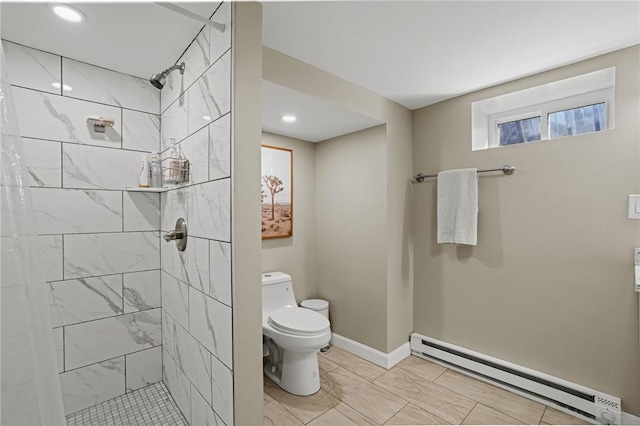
[126,187,168,193]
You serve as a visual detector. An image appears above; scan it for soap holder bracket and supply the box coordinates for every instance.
[86,116,115,133]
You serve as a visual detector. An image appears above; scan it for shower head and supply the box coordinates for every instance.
[149,62,185,90]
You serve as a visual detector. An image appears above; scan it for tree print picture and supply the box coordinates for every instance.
[261,145,293,239]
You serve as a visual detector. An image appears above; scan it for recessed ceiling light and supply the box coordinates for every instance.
[52,82,72,91]
[281,115,297,123]
[49,3,86,23]
[203,115,212,121]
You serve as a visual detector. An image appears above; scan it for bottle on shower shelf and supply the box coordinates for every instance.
[138,153,150,188]
[150,152,163,188]
[166,141,183,185]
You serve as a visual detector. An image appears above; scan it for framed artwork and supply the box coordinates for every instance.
[261,145,293,239]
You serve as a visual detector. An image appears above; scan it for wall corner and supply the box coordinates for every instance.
[232,2,264,425]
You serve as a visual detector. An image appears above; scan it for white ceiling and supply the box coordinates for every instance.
[0,2,221,79]
[262,80,382,142]
[262,1,640,110]
[2,1,638,142]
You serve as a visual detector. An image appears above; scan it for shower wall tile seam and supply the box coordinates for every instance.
[49,304,162,330]
[61,142,159,155]
[29,186,150,193]
[61,344,162,375]
[59,347,164,414]
[163,343,221,421]
[61,234,66,281]
[62,325,66,372]
[61,57,159,114]
[7,83,159,116]
[60,141,64,187]
[122,191,125,233]
[120,108,124,150]
[161,52,231,149]
[47,268,161,283]
[2,38,156,84]
[48,271,125,284]
[161,46,233,116]
[63,308,162,365]
[166,270,233,309]
[161,304,230,369]
[159,1,230,114]
[163,313,231,425]
[11,93,160,155]
[120,273,125,315]
[156,176,232,194]
[208,0,224,19]
[159,112,230,154]
[167,312,213,399]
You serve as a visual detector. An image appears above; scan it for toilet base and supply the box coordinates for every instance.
[264,349,321,396]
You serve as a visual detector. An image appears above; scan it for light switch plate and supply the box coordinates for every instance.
[635,248,640,265]
[629,195,640,219]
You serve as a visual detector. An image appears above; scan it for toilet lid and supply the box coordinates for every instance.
[268,307,330,335]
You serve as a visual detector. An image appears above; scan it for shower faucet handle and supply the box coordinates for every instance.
[163,218,187,251]
[163,230,183,242]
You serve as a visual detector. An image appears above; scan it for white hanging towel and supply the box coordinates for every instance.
[437,168,478,246]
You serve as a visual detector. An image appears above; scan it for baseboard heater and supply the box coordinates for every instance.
[410,334,622,425]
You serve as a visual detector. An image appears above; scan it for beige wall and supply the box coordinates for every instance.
[315,125,388,351]
[412,45,640,415]
[232,3,263,425]
[263,47,413,353]
[261,132,317,302]
[384,102,414,352]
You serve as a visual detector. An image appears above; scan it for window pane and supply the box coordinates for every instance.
[549,102,605,138]
[498,117,541,146]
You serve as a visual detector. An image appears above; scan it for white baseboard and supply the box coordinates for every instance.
[622,412,640,425]
[331,333,410,369]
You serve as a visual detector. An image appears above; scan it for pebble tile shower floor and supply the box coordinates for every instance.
[66,382,188,426]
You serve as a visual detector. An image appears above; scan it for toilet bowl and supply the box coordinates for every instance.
[262,272,331,396]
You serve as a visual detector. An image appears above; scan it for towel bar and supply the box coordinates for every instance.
[413,164,515,183]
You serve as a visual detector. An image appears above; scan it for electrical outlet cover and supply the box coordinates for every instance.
[635,248,640,264]
[628,195,640,219]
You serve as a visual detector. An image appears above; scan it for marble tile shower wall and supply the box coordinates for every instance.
[2,40,163,415]
[159,2,234,425]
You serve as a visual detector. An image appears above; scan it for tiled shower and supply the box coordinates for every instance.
[1,1,234,423]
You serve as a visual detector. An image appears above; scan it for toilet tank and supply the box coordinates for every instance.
[262,272,297,316]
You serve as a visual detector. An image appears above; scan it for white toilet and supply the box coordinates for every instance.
[262,272,331,396]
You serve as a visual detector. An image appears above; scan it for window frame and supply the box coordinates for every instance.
[471,67,616,151]
[488,89,613,148]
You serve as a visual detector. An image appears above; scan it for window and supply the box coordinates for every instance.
[548,102,605,138]
[498,116,541,146]
[471,67,615,151]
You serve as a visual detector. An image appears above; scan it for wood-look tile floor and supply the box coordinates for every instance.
[263,347,590,425]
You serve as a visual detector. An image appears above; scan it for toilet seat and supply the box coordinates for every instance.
[268,307,330,336]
